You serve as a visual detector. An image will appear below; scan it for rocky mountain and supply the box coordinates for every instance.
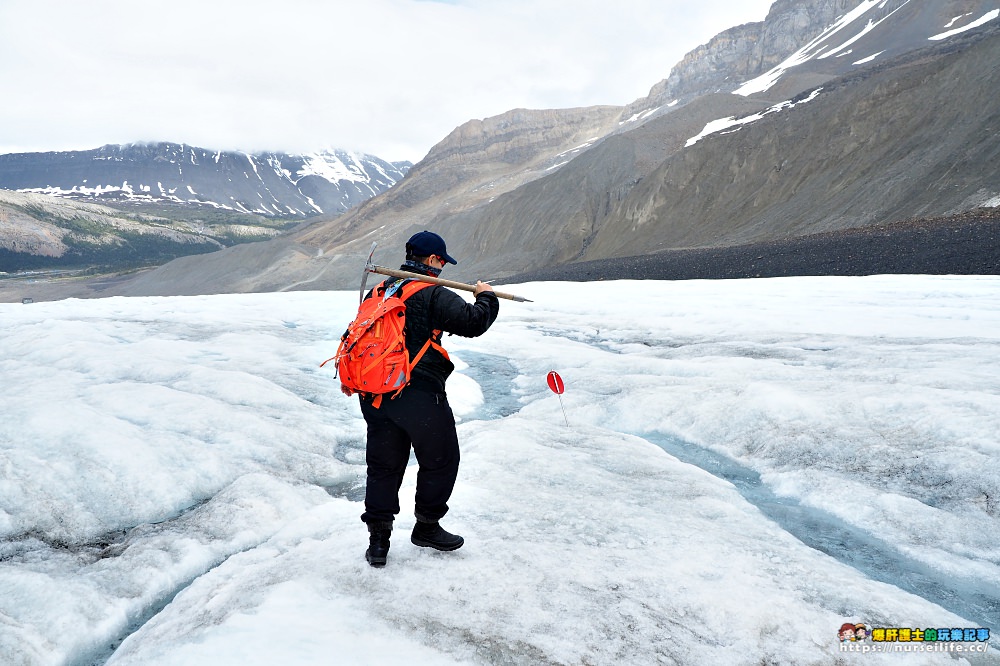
[0,143,411,218]
[285,0,1000,288]
[3,0,999,301]
[618,0,867,124]
[299,106,625,247]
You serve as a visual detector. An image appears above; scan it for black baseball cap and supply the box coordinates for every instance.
[406,230,457,265]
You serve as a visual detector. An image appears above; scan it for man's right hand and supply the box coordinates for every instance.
[474,281,494,296]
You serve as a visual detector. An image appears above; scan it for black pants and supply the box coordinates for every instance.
[359,389,460,525]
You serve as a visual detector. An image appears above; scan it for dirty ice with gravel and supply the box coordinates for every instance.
[1,276,998,665]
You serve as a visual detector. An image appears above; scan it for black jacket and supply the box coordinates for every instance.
[370,266,499,394]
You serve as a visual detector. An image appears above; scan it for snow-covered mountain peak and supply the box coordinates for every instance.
[0,143,412,218]
[297,150,383,185]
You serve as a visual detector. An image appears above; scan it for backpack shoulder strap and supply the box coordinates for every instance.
[398,279,434,301]
[371,278,395,300]
[399,280,449,371]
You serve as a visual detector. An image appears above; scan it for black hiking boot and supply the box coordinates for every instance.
[365,521,392,567]
[410,520,464,551]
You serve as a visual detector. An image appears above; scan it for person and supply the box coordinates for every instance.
[344,230,499,567]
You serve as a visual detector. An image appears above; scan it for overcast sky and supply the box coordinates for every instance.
[0,0,774,163]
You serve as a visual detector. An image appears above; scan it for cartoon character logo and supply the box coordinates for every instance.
[854,624,868,641]
[840,623,857,642]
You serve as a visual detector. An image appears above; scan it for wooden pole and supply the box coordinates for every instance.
[367,265,532,302]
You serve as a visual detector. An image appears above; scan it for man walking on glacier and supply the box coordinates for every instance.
[342,231,499,567]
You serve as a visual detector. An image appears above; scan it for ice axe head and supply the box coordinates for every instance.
[359,241,378,303]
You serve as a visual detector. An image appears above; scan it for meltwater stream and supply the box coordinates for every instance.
[457,351,1000,631]
[644,432,1000,632]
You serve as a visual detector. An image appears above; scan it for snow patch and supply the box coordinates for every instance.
[818,1,910,61]
[930,9,1000,40]
[297,151,370,184]
[686,89,823,147]
[853,50,885,65]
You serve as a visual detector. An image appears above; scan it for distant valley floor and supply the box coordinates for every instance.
[508,211,1000,284]
[3,211,998,303]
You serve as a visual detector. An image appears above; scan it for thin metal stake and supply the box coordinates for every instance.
[557,394,569,427]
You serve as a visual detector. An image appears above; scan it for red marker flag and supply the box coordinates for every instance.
[546,370,565,395]
[546,371,569,426]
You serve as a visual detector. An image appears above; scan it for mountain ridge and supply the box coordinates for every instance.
[0,142,410,218]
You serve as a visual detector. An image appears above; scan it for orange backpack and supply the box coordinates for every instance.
[322,279,449,407]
